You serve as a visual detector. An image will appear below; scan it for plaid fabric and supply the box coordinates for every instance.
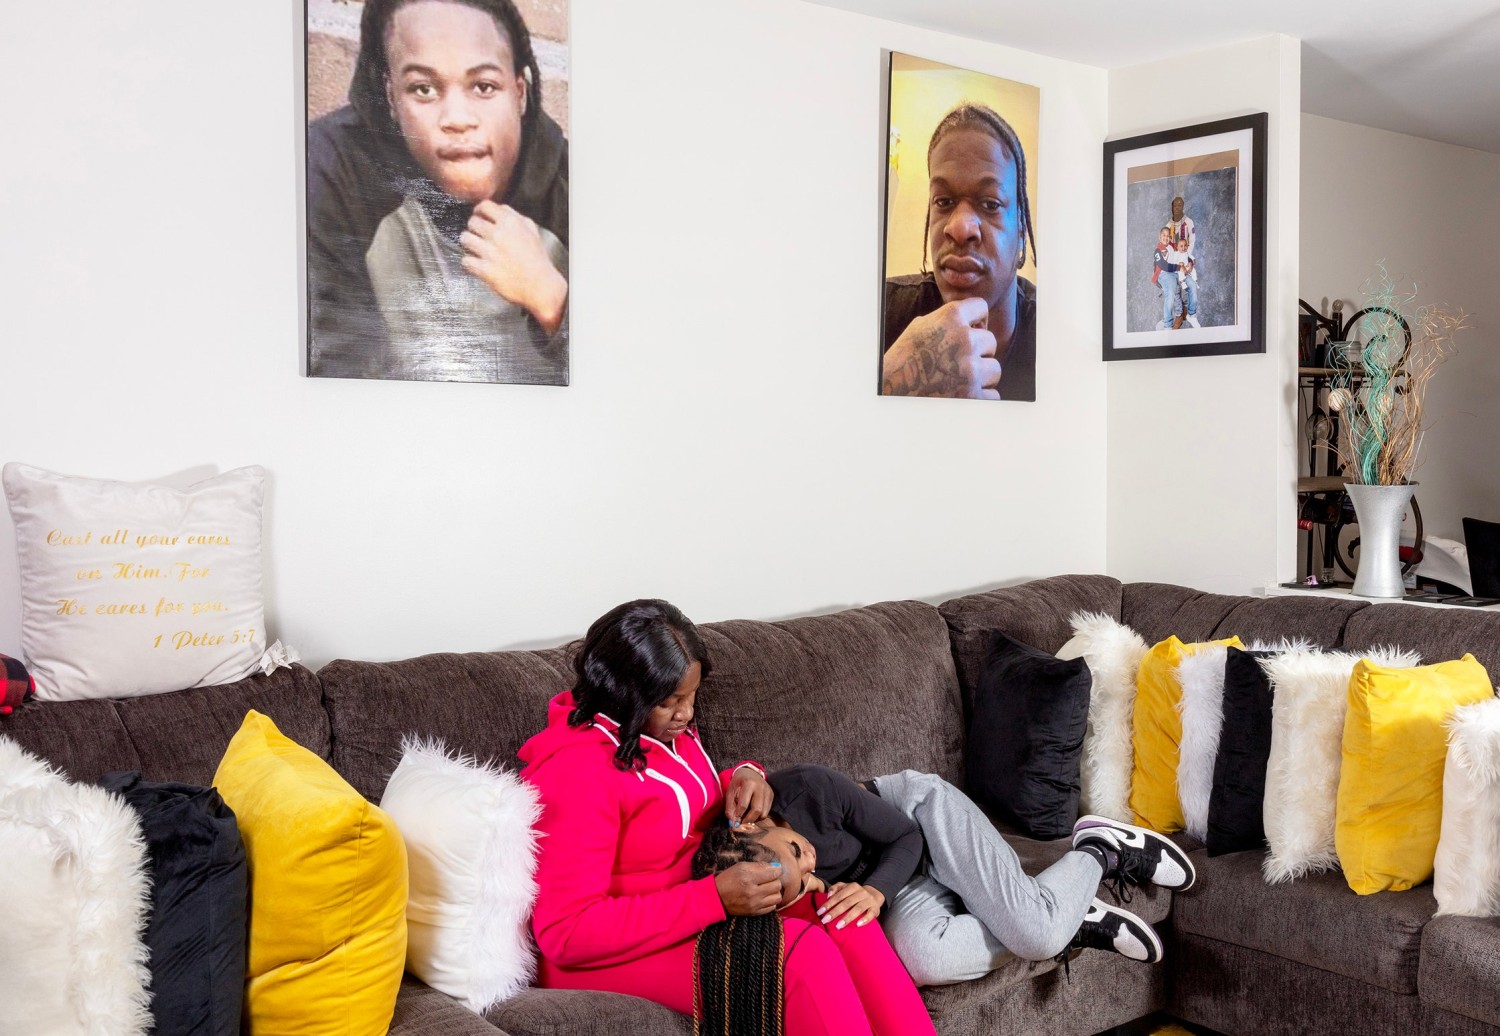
[0,654,35,715]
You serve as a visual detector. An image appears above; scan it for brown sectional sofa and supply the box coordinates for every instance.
[5,574,1499,1035]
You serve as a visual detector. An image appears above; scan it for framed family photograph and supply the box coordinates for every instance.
[879,52,1040,401]
[304,0,570,385]
[1102,112,1266,361]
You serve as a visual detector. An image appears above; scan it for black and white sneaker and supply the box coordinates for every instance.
[1073,815,1196,892]
[1070,898,1164,964]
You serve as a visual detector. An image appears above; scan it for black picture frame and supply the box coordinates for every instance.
[1102,113,1267,361]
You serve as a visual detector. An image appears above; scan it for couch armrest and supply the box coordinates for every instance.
[391,976,511,1036]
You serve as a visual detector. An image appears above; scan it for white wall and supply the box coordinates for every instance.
[1301,114,1500,543]
[0,0,1110,668]
[1105,36,1302,593]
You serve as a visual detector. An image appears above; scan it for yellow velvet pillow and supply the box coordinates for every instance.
[1335,654,1495,895]
[1129,634,1242,833]
[214,710,408,1035]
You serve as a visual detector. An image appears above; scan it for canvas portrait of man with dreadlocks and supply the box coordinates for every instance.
[880,53,1040,402]
[305,0,569,385]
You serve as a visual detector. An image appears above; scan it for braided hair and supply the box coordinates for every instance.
[921,102,1038,271]
[690,819,786,1036]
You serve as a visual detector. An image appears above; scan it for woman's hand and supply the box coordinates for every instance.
[726,767,774,827]
[817,883,885,929]
[716,861,784,916]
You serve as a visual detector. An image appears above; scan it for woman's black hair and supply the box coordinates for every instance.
[691,818,785,1036]
[568,599,712,772]
[920,102,1038,271]
[348,0,543,156]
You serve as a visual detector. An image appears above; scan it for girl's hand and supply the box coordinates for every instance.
[817,883,885,929]
[726,767,774,827]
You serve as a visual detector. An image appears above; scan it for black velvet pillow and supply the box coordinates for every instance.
[1464,516,1500,597]
[1205,648,1275,856]
[100,772,247,1036]
[966,630,1091,840]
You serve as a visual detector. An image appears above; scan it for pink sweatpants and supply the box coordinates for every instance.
[783,892,936,1036]
[538,893,934,1036]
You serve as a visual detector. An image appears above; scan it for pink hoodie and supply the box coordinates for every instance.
[519,690,763,969]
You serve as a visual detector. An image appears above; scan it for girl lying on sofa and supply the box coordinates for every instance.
[697,764,1195,988]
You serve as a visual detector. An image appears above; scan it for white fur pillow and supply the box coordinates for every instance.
[379,737,542,1012]
[1261,646,1419,883]
[1434,697,1500,916]
[0,736,152,1034]
[1175,643,1229,842]
[1062,612,1148,822]
[2,462,274,700]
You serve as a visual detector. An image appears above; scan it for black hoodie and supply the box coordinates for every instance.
[306,0,569,380]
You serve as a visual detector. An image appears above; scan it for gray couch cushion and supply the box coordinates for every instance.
[1210,593,1368,646]
[1171,931,1422,1036]
[0,664,329,786]
[1121,583,1368,647]
[923,944,1165,1036]
[392,976,507,1035]
[1424,1008,1500,1036]
[1120,583,1244,644]
[1420,915,1500,1029]
[695,600,964,785]
[488,988,688,1036]
[1172,847,1435,994]
[1343,604,1500,675]
[319,648,574,801]
[938,575,1123,716]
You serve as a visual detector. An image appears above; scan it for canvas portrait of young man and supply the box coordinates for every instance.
[306,0,570,385]
[879,53,1040,403]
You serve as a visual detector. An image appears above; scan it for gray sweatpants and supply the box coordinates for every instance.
[872,770,1103,986]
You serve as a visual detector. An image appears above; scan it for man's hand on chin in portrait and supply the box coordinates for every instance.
[881,296,1000,400]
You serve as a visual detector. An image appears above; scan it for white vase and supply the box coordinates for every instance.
[1345,482,1417,598]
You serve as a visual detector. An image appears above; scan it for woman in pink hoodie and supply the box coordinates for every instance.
[519,599,932,1035]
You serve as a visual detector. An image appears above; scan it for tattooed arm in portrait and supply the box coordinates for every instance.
[881,296,1000,399]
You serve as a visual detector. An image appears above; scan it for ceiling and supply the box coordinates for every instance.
[807,0,1500,155]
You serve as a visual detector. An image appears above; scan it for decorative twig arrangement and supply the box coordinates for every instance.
[1325,264,1468,486]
